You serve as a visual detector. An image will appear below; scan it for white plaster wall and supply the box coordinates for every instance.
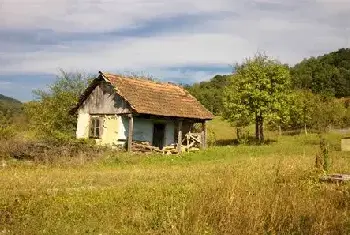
[133,118,154,143]
[96,115,120,146]
[117,116,128,144]
[76,110,90,139]
[165,121,175,146]
[117,117,154,144]
[77,112,177,147]
[126,118,175,145]
[122,117,153,143]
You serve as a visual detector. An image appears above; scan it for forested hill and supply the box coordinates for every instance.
[291,48,350,97]
[0,94,21,105]
[184,75,231,115]
[0,94,22,115]
[185,48,350,115]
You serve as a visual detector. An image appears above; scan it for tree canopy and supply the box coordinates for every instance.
[222,54,291,142]
[291,48,350,97]
[184,75,231,115]
[0,94,22,126]
[24,70,91,139]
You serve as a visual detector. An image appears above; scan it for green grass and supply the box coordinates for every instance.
[207,116,237,141]
[1,119,350,234]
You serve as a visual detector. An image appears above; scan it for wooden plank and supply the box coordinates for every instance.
[320,174,350,183]
[177,120,183,153]
[127,114,133,152]
[81,82,131,114]
[201,121,207,149]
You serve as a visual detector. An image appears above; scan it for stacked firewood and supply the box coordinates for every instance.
[131,134,202,154]
[131,141,177,154]
[132,141,159,153]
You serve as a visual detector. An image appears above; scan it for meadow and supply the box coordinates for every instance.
[1,118,350,234]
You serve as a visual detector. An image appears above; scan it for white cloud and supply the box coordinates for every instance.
[0,33,250,74]
[0,0,235,32]
[1,0,350,84]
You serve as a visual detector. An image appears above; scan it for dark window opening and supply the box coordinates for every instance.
[153,123,165,149]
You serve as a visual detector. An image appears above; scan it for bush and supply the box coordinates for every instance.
[0,137,111,164]
[0,126,15,140]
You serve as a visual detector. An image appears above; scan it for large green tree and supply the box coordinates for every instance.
[223,54,291,142]
[24,70,90,138]
[285,90,347,133]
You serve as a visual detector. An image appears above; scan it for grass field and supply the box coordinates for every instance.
[1,118,350,234]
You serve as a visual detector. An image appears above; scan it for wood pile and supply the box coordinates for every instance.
[320,174,350,183]
[132,141,158,153]
[131,132,202,154]
[132,141,179,154]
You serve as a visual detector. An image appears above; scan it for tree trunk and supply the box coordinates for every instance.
[278,125,282,136]
[259,116,264,143]
[237,127,242,141]
[255,113,260,141]
[304,124,308,135]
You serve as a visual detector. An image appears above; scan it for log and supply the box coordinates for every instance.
[127,115,133,152]
[177,120,183,153]
[320,174,350,183]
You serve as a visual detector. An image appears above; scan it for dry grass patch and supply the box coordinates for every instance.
[1,133,350,234]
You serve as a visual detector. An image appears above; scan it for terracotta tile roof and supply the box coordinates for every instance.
[100,72,214,120]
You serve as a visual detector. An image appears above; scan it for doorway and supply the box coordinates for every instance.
[153,123,165,149]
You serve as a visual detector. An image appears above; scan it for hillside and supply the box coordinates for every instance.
[184,75,231,115]
[291,48,350,97]
[0,94,21,105]
[185,48,350,117]
[0,94,22,117]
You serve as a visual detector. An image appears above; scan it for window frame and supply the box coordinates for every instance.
[89,116,103,139]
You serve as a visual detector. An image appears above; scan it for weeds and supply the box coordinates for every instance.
[1,128,350,234]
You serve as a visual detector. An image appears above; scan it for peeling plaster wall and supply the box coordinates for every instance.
[133,118,154,143]
[95,115,120,146]
[76,81,131,146]
[76,109,90,139]
[77,113,177,147]
[122,117,176,145]
[118,116,128,142]
[165,121,175,146]
[122,117,153,143]
[76,81,177,147]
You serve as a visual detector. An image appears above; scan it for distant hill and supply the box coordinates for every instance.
[0,94,22,116]
[0,94,21,105]
[184,75,231,115]
[291,48,350,97]
[185,48,350,116]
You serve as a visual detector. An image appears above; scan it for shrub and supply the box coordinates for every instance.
[0,126,15,140]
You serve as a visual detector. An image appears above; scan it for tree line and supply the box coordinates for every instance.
[1,49,350,143]
[186,49,350,141]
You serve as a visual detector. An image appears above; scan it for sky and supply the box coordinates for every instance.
[1,0,350,101]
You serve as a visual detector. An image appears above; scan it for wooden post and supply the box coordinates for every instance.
[127,114,133,152]
[201,120,207,149]
[177,120,183,153]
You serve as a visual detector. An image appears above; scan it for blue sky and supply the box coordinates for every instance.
[1,0,350,101]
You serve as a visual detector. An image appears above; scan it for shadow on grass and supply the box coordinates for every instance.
[282,130,303,136]
[213,137,277,146]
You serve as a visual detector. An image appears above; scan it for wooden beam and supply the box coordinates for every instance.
[177,120,183,153]
[127,114,134,152]
[201,120,207,149]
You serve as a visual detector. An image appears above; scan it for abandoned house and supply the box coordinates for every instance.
[70,71,214,153]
